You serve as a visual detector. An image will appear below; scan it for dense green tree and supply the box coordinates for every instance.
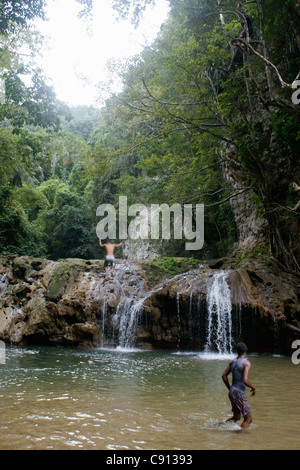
[0,0,299,267]
[0,0,46,35]
[87,5,238,258]
[1,67,60,131]
[87,0,299,267]
[0,182,47,257]
[37,181,95,259]
[0,0,98,259]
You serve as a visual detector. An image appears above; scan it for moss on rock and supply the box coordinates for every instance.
[138,257,201,288]
[46,259,89,301]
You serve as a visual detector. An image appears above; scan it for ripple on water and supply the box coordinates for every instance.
[0,346,298,450]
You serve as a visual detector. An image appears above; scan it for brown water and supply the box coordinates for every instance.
[0,346,299,450]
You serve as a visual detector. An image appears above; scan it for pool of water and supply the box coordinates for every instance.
[0,346,299,450]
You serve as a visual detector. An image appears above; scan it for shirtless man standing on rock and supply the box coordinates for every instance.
[99,238,122,279]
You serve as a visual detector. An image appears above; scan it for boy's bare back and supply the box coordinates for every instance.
[99,238,122,255]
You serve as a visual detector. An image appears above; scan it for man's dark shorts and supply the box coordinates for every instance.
[229,387,251,417]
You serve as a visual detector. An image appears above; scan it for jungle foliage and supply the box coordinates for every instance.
[0,0,299,270]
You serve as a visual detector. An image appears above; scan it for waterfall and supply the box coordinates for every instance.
[176,291,181,350]
[95,263,239,352]
[205,271,233,354]
[114,297,145,349]
[272,313,281,355]
[93,261,148,349]
[101,299,107,346]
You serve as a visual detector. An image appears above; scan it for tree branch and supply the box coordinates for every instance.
[241,40,299,89]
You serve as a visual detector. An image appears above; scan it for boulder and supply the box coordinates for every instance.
[0,255,298,353]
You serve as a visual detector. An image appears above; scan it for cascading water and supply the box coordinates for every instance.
[94,263,241,353]
[101,299,107,346]
[204,271,233,354]
[114,297,145,349]
[176,291,181,350]
[272,313,280,355]
[94,261,155,350]
[113,280,164,350]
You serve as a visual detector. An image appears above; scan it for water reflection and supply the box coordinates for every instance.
[0,346,298,450]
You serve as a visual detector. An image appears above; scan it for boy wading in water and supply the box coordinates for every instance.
[222,342,256,428]
[99,238,122,279]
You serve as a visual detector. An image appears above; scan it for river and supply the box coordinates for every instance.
[0,345,298,450]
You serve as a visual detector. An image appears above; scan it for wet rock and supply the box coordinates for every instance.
[0,255,298,353]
